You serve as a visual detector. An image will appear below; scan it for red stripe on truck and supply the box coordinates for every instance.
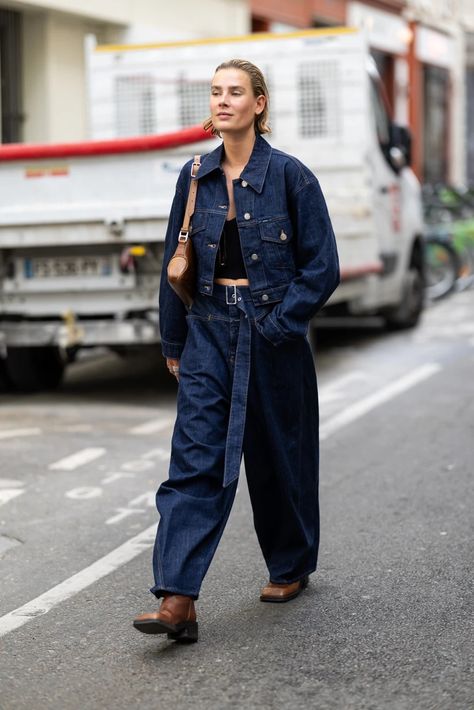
[0,126,212,161]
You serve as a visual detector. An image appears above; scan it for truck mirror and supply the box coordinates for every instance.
[389,123,412,168]
[389,146,406,171]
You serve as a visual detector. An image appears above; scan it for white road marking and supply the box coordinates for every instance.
[49,447,106,471]
[0,489,25,507]
[65,487,103,500]
[320,363,442,440]
[319,371,368,404]
[0,428,41,440]
[101,472,135,484]
[142,447,170,461]
[106,493,155,525]
[0,479,25,489]
[129,417,174,435]
[0,524,156,638]
[128,492,156,508]
[121,459,154,472]
[0,363,443,637]
[105,508,145,525]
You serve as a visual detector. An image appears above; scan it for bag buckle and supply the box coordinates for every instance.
[226,285,237,305]
[178,230,189,243]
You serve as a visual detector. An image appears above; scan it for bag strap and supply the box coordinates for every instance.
[178,155,201,242]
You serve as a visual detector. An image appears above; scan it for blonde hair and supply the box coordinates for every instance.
[203,58,270,137]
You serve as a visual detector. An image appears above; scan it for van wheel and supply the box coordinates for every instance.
[0,354,12,392]
[384,265,424,330]
[5,346,65,392]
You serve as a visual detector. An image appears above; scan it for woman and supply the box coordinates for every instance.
[133,59,339,643]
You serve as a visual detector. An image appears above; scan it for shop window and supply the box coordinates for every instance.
[0,9,23,143]
[297,61,340,138]
[252,16,270,33]
[114,74,156,136]
[423,65,449,184]
[467,67,474,185]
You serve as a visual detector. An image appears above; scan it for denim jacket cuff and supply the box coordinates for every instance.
[259,312,288,347]
[161,339,185,359]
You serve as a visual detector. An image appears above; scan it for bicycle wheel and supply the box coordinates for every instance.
[424,239,459,300]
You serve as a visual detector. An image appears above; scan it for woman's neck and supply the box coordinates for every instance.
[222,130,256,172]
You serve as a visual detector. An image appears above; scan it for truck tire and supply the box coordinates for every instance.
[384,265,424,330]
[0,355,11,392]
[5,346,65,392]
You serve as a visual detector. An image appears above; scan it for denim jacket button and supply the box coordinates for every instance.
[241,180,248,187]
[280,231,288,241]
[251,253,259,261]
[244,212,251,220]
[261,294,269,301]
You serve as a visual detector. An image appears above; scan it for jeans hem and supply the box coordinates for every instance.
[150,585,200,601]
[268,566,316,585]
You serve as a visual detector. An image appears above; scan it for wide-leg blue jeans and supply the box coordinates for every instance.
[151,284,320,600]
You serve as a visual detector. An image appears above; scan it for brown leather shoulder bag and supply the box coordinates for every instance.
[167,155,201,308]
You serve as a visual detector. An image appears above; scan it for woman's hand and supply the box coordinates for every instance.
[166,357,180,381]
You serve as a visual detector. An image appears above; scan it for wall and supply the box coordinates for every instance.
[13,0,248,142]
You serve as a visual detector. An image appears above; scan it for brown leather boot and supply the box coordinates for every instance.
[133,594,198,642]
[260,575,309,603]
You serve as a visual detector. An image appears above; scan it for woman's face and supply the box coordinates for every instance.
[210,68,265,136]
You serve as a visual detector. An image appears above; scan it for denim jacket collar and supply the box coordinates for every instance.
[196,133,272,194]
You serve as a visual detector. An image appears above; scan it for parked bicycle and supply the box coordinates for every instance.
[422,183,474,300]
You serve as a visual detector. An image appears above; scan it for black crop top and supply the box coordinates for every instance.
[214,218,247,279]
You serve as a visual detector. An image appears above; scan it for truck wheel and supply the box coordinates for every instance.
[0,355,12,392]
[5,347,65,392]
[384,265,424,330]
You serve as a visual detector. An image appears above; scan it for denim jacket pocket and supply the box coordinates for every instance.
[190,211,209,236]
[253,304,276,341]
[258,217,295,270]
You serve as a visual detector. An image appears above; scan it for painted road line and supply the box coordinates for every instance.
[49,447,106,471]
[0,489,25,507]
[0,524,156,638]
[0,363,442,638]
[129,417,175,435]
[0,428,41,440]
[319,371,368,405]
[320,363,442,440]
[0,479,25,489]
[141,447,170,461]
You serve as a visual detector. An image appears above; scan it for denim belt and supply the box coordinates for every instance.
[208,282,253,487]
[209,282,253,305]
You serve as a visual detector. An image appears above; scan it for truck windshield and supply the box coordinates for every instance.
[369,76,391,147]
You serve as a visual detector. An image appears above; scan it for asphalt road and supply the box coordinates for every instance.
[0,290,473,710]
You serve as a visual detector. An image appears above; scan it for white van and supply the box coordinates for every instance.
[87,27,425,327]
[0,28,424,391]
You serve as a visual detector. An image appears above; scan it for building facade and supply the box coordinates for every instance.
[251,0,474,185]
[460,0,474,184]
[1,0,473,185]
[0,0,248,144]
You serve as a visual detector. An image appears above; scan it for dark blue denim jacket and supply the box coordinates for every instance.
[159,133,340,358]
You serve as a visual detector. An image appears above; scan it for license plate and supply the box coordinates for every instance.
[24,256,113,279]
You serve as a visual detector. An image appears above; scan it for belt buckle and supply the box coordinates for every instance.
[226,284,237,305]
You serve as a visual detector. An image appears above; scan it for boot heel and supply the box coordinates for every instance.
[167,621,198,643]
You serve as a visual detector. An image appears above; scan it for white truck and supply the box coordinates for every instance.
[0,28,424,391]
